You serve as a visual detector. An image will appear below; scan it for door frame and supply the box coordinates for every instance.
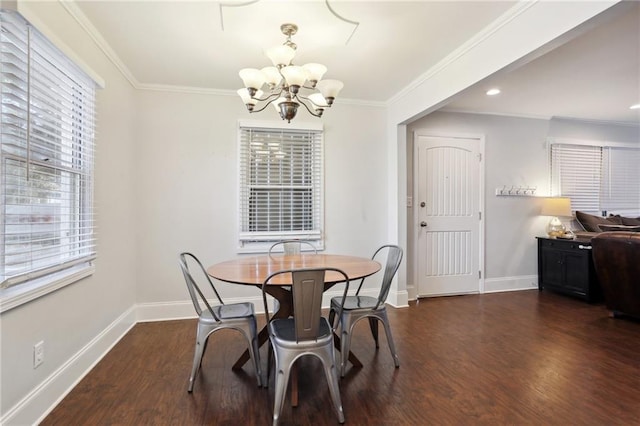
[411,130,486,298]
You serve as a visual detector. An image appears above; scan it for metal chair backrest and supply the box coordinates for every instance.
[268,239,318,256]
[179,252,224,321]
[355,245,403,309]
[263,267,350,342]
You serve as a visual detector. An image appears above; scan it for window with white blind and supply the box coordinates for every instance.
[238,121,323,252]
[0,10,97,298]
[549,138,640,216]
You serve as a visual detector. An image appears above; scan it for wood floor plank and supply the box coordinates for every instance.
[41,290,640,425]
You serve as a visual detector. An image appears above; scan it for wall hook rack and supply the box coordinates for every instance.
[495,185,537,197]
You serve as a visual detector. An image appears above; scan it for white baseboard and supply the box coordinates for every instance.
[135,290,389,322]
[404,275,538,300]
[483,275,538,293]
[2,306,137,426]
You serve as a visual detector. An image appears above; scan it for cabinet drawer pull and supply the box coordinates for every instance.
[578,245,592,250]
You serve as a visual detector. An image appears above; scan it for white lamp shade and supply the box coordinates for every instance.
[260,66,282,86]
[237,88,252,104]
[239,68,266,90]
[541,197,572,217]
[280,65,307,87]
[302,63,327,82]
[237,89,263,105]
[265,45,295,67]
[316,79,344,98]
[308,93,328,108]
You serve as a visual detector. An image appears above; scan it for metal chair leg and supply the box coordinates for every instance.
[368,317,379,348]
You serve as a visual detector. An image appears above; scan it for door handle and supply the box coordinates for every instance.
[420,221,428,227]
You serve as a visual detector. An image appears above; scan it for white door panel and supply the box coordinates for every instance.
[416,135,481,296]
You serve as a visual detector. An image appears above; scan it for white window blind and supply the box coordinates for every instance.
[1,10,97,288]
[550,143,602,214]
[238,123,323,246]
[550,140,640,216]
[601,147,640,216]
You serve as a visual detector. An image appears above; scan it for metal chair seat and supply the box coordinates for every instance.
[204,302,256,321]
[179,252,262,392]
[329,245,403,377]
[269,317,333,346]
[333,295,380,311]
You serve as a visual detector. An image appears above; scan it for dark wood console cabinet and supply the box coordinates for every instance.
[537,237,601,302]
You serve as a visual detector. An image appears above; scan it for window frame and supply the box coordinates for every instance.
[0,9,98,312]
[237,119,324,253]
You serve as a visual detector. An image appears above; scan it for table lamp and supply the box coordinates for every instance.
[541,197,572,237]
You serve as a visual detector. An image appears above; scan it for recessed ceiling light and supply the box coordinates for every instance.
[630,104,640,110]
[486,88,501,96]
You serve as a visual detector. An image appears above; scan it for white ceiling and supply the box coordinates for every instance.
[72,0,640,124]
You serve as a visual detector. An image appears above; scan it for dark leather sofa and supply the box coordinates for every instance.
[591,232,640,319]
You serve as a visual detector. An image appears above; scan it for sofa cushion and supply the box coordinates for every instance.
[621,216,640,226]
[597,224,640,232]
[575,211,623,232]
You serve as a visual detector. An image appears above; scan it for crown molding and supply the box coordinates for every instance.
[135,83,384,108]
[61,0,140,89]
[439,107,551,121]
[387,1,539,106]
[550,116,640,128]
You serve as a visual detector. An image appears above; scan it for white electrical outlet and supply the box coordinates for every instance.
[34,341,44,368]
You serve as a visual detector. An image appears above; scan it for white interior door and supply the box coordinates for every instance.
[415,134,482,297]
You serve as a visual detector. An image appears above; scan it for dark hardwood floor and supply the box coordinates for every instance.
[42,290,640,425]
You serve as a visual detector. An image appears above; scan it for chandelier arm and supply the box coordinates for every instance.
[248,97,280,114]
[296,96,323,118]
[298,93,330,109]
[253,91,282,103]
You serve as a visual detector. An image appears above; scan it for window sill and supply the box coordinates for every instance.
[237,240,325,254]
[0,263,95,314]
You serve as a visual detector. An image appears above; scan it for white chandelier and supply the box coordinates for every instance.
[237,23,344,123]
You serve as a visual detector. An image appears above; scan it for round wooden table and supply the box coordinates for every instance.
[207,253,380,370]
[208,253,380,286]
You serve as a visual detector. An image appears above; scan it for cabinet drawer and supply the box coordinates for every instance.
[539,239,591,252]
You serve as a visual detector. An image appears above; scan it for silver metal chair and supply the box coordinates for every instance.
[329,244,403,377]
[268,239,318,256]
[262,268,350,425]
[179,252,262,391]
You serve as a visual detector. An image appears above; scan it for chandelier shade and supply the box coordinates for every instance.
[237,23,343,123]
